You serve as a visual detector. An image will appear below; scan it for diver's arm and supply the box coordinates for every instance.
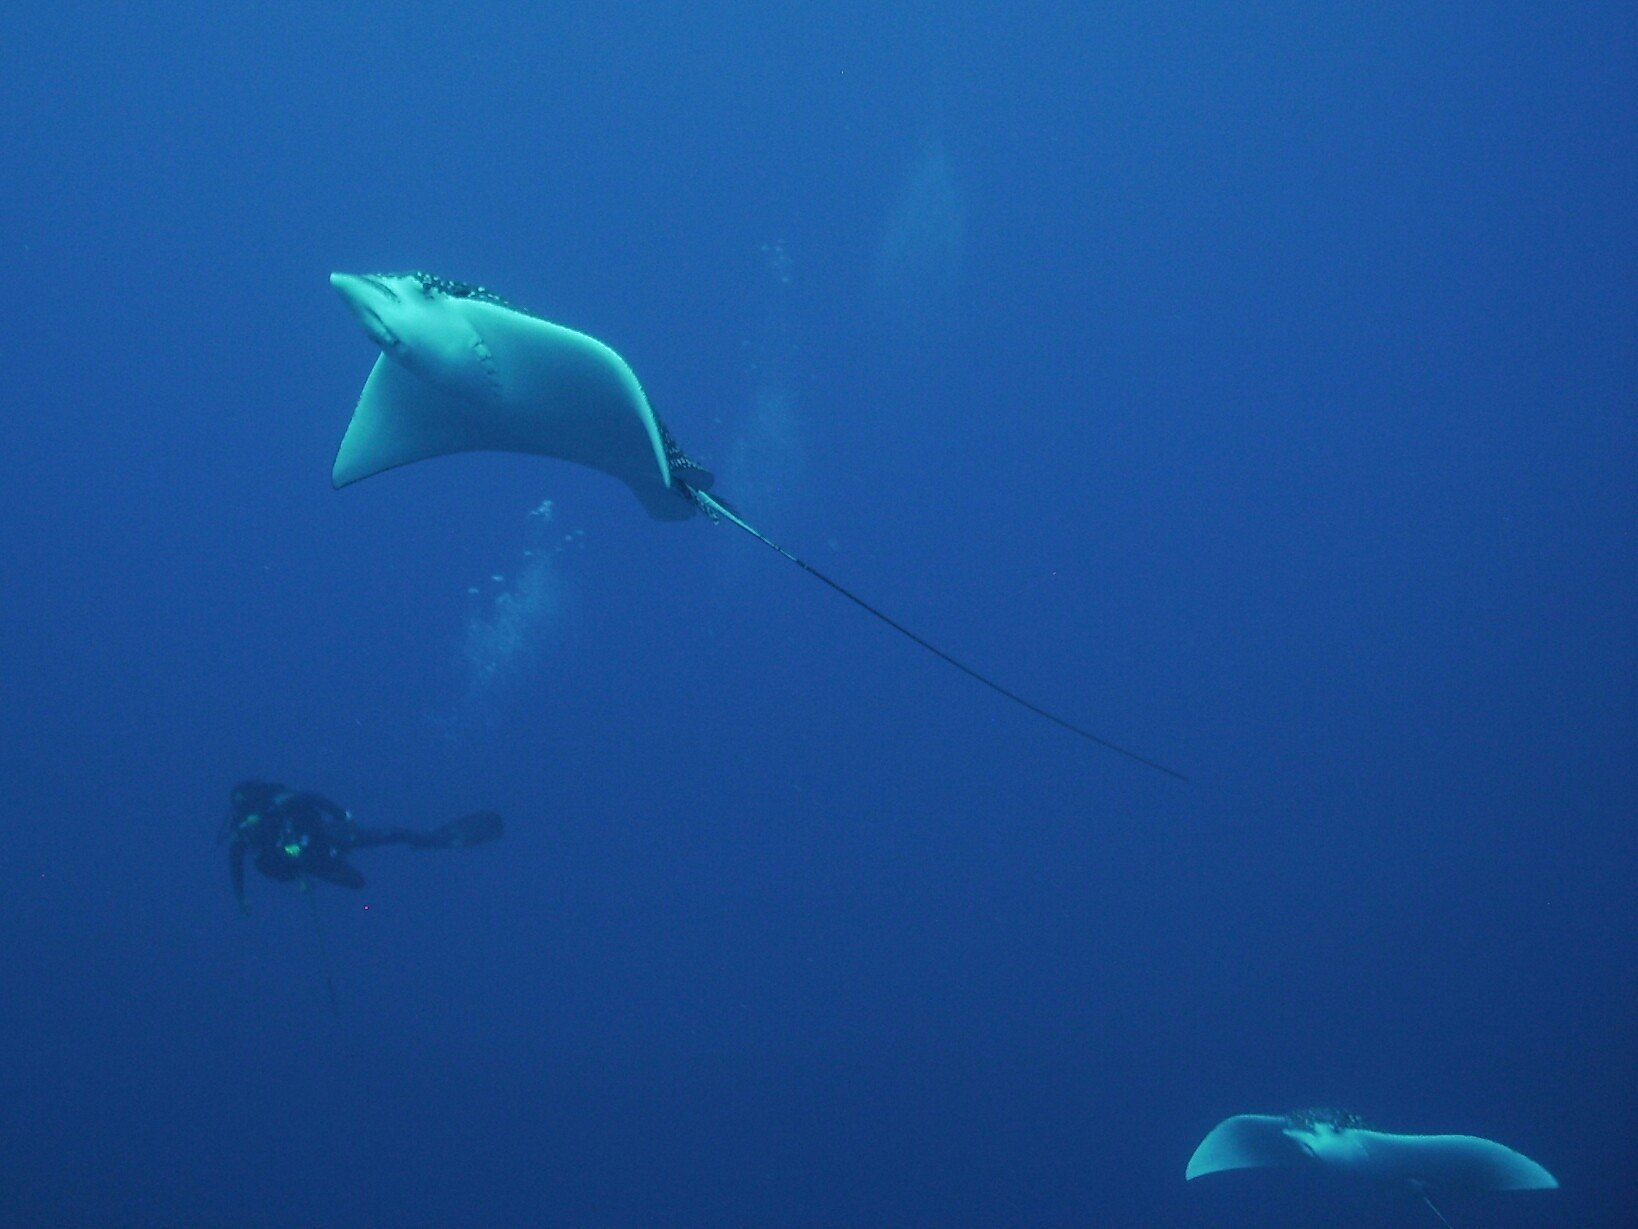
[229,839,248,913]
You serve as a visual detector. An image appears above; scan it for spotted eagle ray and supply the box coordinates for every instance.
[1187,1110,1557,1227]
[329,271,1183,780]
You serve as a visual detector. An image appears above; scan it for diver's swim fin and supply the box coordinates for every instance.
[431,810,504,849]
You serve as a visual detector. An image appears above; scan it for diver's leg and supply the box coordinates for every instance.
[344,813,503,852]
[347,826,438,850]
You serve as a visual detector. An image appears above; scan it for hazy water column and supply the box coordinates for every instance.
[871,140,965,350]
[723,239,805,517]
[863,138,966,478]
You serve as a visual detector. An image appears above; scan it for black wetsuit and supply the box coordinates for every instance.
[226,782,474,908]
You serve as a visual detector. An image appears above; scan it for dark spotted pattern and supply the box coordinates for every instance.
[657,417,709,486]
[1286,1107,1368,1131]
[382,271,526,314]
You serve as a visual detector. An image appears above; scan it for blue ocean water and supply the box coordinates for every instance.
[1,3,1631,1226]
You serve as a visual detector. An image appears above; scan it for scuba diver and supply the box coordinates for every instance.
[222,779,503,912]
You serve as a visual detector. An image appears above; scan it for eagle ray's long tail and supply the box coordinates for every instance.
[686,486,1186,782]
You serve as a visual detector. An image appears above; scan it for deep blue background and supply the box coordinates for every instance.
[1,4,1632,1226]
